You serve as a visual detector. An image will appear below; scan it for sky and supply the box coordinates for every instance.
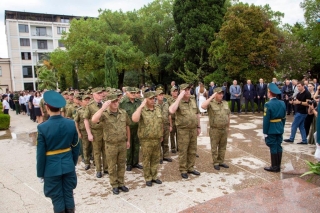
[0,0,306,58]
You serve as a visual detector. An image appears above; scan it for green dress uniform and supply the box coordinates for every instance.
[263,83,286,172]
[36,90,80,213]
[137,92,163,182]
[119,87,142,169]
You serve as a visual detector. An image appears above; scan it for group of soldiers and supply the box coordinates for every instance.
[55,83,230,195]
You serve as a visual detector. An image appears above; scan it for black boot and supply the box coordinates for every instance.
[278,152,282,171]
[264,154,280,172]
[65,209,75,213]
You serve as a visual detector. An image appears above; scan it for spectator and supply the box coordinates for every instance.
[229,80,242,114]
[256,78,267,113]
[208,81,216,97]
[304,83,316,138]
[33,91,43,123]
[243,80,256,114]
[281,80,293,115]
[222,82,228,101]
[2,94,10,114]
[198,83,207,116]
[19,92,26,115]
[313,78,318,91]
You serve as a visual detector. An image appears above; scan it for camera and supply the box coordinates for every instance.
[308,100,317,105]
[288,97,296,101]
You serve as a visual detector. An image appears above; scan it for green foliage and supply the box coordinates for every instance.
[301,161,320,182]
[204,70,231,86]
[37,67,57,90]
[123,71,140,87]
[105,49,118,88]
[0,114,10,130]
[59,74,67,91]
[209,3,282,82]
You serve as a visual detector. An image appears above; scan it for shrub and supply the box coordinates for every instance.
[0,114,10,130]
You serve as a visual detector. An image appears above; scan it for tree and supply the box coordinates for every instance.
[209,3,282,83]
[37,67,57,90]
[170,0,227,77]
[104,48,118,88]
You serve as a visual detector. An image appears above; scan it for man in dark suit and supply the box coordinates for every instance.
[256,78,267,113]
[37,90,80,213]
[281,80,293,115]
[313,78,318,92]
[208,81,216,97]
[243,80,256,113]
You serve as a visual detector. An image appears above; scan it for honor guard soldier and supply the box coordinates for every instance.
[167,86,179,153]
[92,93,131,195]
[83,87,108,178]
[169,83,201,179]
[132,91,163,186]
[156,90,172,163]
[263,83,286,172]
[36,90,80,213]
[201,87,230,170]
[120,87,143,171]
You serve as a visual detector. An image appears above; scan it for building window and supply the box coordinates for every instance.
[37,40,48,49]
[24,83,34,91]
[61,18,69,23]
[38,53,46,61]
[36,27,46,36]
[57,27,66,34]
[0,66,2,76]
[58,40,65,47]
[19,24,29,33]
[22,66,33,78]
[20,38,30,46]
[21,52,31,60]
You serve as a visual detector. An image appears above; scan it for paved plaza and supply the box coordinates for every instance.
[0,111,318,213]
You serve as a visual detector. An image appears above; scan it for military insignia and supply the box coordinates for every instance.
[264,107,267,116]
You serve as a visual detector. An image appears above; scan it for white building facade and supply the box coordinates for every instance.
[5,11,80,91]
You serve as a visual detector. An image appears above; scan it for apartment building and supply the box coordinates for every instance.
[0,58,12,92]
[4,10,81,91]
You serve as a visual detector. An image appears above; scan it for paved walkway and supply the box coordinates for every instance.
[0,111,317,212]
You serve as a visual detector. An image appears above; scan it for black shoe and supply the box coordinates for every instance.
[96,172,102,178]
[196,154,199,158]
[133,164,143,169]
[264,153,280,172]
[119,186,129,192]
[160,160,163,164]
[264,166,280,172]
[126,165,132,171]
[214,165,220,170]
[297,142,307,145]
[146,181,152,187]
[188,170,200,175]
[219,163,229,168]
[112,187,119,195]
[171,150,176,153]
[163,158,172,162]
[152,179,162,184]
[181,173,188,179]
[104,170,109,174]
[85,164,90,170]
[283,139,294,143]
[66,208,75,213]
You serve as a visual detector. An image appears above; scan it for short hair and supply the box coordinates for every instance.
[297,81,303,86]
[46,104,60,112]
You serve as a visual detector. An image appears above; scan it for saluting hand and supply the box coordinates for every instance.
[178,90,186,99]
[102,100,111,109]
[140,99,147,108]
[210,92,217,99]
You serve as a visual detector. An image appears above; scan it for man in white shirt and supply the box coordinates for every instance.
[2,94,10,114]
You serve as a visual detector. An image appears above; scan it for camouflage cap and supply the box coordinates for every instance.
[61,91,68,95]
[105,87,111,92]
[126,87,136,92]
[92,87,103,93]
[156,84,164,91]
[213,87,223,93]
[144,91,156,99]
[68,91,74,95]
[115,89,123,96]
[171,86,178,92]
[156,90,164,96]
[135,87,140,92]
[180,83,191,90]
[106,93,118,102]
[82,95,91,100]
[74,94,82,100]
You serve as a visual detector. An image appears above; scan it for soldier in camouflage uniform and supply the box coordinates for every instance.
[83,88,108,178]
[74,95,92,170]
[169,83,201,179]
[119,87,143,171]
[60,91,69,117]
[201,87,230,170]
[156,90,172,163]
[92,93,131,195]
[167,86,179,153]
[66,94,81,119]
[132,91,163,186]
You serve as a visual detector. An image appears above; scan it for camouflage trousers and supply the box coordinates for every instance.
[127,127,140,166]
[141,139,160,181]
[160,124,170,159]
[43,113,49,122]
[170,120,178,151]
[177,128,197,173]
[80,130,92,165]
[105,142,126,188]
[209,128,228,165]
[91,129,108,172]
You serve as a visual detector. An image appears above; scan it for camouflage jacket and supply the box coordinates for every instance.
[74,107,86,131]
[156,101,170,125]
[207,99,230,129]
[175,97,199,129]
[167,96,177,120]
[66,103,81,120]
[138,105,163,140]
[83,100,103,130]
[119,97,141,128]
[39,98,47,114]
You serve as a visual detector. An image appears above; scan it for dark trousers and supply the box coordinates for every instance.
[44,171,77,212]
[257,97,265,112]
[304,114,314,137]
[231,99,241,113]
[245,98,255,113]
[3,109,9,114]
[30,107,36,121]
[265,134,283,154]
[284,100,292,114]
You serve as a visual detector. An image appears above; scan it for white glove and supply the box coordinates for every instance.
[264,134,268,138]
[38,178,44,183]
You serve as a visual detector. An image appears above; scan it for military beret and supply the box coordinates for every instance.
[106,94,118,102]
[268,82,281,94]
[213,87,223,93]
[43,90,66,108]
[171,86,178,92]
[180,83,191,90]
[144,91,156,99]
[82,95,91,100]
[156,90,164,96]
[92,87,103,93]
[126,87,136,92]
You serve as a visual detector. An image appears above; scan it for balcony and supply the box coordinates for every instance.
[31,31,52,37]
